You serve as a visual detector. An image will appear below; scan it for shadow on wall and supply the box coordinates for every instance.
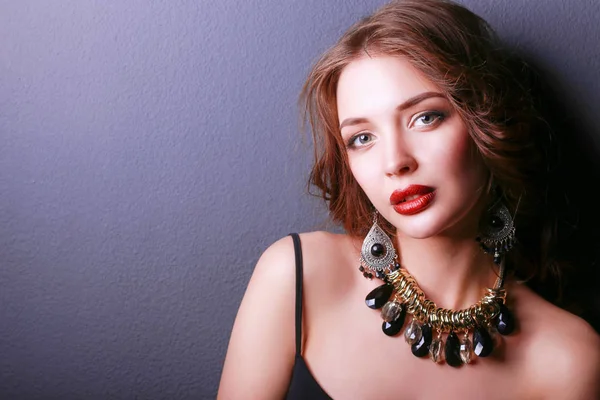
[521,52,600,333]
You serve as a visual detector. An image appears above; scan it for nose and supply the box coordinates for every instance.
[383,132,417,177]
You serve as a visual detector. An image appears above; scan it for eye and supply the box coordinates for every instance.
[346,132,374,149]
[413,111,445,128]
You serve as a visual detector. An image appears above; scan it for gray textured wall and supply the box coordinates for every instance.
[1,0,599,399]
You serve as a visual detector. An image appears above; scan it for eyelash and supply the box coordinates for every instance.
[345,133,373,149]
[344,111,446,150]
[414,110,446,127]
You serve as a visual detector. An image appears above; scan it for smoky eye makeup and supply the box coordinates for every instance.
[411,110,447,128]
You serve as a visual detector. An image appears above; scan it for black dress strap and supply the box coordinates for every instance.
[285,233,334,399]
[289,233,303,356]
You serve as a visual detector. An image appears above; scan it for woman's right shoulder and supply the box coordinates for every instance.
[255,231,357,286]
[258,230,352,267]
[218,231,354,399]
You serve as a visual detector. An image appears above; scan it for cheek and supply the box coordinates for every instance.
[428,125,488,195]
[348,156,380,199]
[348,157,369,187]
[449,134,488,188]
[438,126,482,170]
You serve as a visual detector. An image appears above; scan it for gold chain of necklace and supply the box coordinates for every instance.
[386,262,507,333]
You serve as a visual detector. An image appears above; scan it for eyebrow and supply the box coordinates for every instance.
[338,91,446,130]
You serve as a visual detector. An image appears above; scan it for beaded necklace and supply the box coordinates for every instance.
[359,226,515,367]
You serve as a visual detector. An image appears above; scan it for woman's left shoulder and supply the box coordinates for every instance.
[511,282,600,399]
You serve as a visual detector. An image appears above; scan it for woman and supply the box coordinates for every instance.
[218,0,600,398]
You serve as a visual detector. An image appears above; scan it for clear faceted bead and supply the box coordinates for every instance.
[459,334,472,364]
[429,337,444,363]
[404,319,422,345]
[381,301,403,322]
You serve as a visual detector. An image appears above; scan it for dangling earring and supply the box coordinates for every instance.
[476,199,516,265]
[359,211,399,280]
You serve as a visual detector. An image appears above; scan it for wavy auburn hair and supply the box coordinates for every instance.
[300,0,559,289]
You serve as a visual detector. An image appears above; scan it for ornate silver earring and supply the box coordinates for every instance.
[476,200,516,265]
[359,212,399,280]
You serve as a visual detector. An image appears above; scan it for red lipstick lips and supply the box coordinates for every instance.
[390,185,436,215]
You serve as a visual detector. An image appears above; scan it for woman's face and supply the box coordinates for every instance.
[337,55,488,239]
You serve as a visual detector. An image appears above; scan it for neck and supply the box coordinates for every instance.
[395,233,497,310]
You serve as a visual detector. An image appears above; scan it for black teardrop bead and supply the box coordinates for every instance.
[365,283,393,309]
[444,331,463,367]
[382,308,406,336]
[473,326,494,357]
[495,303,515,335]
[411,323,432,357]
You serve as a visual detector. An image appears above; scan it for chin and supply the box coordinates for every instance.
[389,206,476,240]
[398,226,443,240]
[386,212,446,239]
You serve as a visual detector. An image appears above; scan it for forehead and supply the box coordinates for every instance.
[336,55,441,121]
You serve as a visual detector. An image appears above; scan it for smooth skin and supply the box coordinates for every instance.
[218,56,600,400]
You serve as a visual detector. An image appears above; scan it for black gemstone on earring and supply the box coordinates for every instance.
[495,304,515,335]
[376,270,386,280]
[411,323,432,357]
[490,216,504,229]
[365,283,394,309]
[473,326,494,357]
[359,266,365,272]
[370,243,385,257]
[445,331,463,367]
[382,308,406,336]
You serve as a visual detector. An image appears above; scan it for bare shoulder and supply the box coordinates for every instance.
[295,230,357,258]
[218,231,353,399]
[218,234,298,400]
[245,230,354,296]
[293,230,361,297]
[512,283,600,399]
[294,230,359,270]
